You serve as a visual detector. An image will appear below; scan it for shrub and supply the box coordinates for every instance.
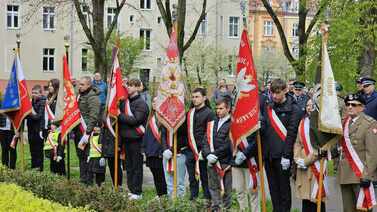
[0,183,88,211]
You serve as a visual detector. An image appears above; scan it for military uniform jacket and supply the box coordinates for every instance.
[78,87,100,133]
[338,113,377,184]
[363,91,377,120]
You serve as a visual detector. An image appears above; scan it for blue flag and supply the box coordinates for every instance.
[0,61,20,112]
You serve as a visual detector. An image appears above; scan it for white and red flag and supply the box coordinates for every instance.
[155,27,186,173]
[230,29,260,149]
[106,47,126,136]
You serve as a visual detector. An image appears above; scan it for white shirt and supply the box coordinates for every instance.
[0,117,11,131]
[217,115,230,131]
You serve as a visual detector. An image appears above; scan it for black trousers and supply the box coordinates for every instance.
[88,171,105,187]
[49,151,65,175]
[147,157,167,196]
[302,199,325,212]
[185,150,211,200]
[123,138,143,195]
[265,158,291,212]
[0,130,16,169]
[107,156,123,187]
[28,131,44,171]
[74,130,90,184]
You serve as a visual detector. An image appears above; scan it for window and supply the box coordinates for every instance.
[229,16,239,37]
[43,7,55,30]
[199,15,207,35]
[107,7,116,28]
[43,48,55,72]
[140,0,151,9]
[130,15,134,23]
[157,16,162,24]
[292,23,298,37]
[292,46,299,58]
[264,21,273,36]
[82,5,90,26]
[81,49,88,72]
[140,69,150,89]
[7,5,19,29]
[140,29,151,50]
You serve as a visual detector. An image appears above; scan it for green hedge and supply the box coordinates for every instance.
[0,183,88,211]
[0,165,209,211]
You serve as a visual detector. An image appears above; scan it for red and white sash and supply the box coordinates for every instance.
[207,121,230,193]
[125,100,145,136]
[267,106,287,141]
[298,117,328,200]
[149,115,161,143]
[239,138,258,191]
[44,103,55,129]
[187,108,200,179]
[341,117,376,210]
[47,133,58,158]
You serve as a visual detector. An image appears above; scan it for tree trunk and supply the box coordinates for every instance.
[358,41,376,77]
[92,0,107,77]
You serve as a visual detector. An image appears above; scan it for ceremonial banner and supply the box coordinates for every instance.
[155,28,185,132]
[60,55,82,141]
[230,29,260,149]
[318,26,342,135]
[0,53,32,130]
[106,47,126,136]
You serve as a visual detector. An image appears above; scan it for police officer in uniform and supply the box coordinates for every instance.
[292,81,309,118]
[337,94,377,212]
[360,77,377,120]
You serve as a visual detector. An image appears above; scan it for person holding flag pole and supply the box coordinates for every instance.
[229,28,265,212]
[0,41,33,171]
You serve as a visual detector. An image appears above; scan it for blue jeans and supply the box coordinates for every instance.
[163,154,186,197]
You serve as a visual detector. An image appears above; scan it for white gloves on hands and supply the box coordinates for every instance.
[56,156,62,162]
[99,158,106,167]
[281,157,290,170]
[235,151,247,165]
[163,149,173,160]
[206,154,218,164]
[296,158,307,169]
[39,131,44,139]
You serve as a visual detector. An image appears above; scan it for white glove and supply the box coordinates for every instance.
[163,149,173,160]
[296,158,306,169]
[39,131,44,139]
[56,156,62,162]
[281,157,290,170]
[207,154,218,164]
[207,160,213,167]
[235,151,247,165]
[78,134,90,146]
[99,158,106,167]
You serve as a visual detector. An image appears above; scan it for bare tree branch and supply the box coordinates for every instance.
[304,0,328,42]
[157,0,173,37]
[183,0,207,52]
[260,0,296,66]
[73,0,96,49]
[104,0,127,44]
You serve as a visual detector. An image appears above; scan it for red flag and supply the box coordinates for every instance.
[230,29,260,149]
[155,28,185,132]
[60,55,82,141]
[106,47,126,136]
[6,53,33,130]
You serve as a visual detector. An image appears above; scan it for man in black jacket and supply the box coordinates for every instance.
[260,79,301,212]
[27,85,46,171]
[202,97,232,211]
[119,78,149,200]
[185,87,215,200]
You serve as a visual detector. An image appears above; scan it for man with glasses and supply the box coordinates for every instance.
[337,93,377,212]
[360,77,377,120]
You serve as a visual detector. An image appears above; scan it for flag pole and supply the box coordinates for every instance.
[172,132,178,199]
[16,34,25,171]
[257,131,266,212]
[317,158,325,212]
[64,36,71,180]
[114,122,119,192]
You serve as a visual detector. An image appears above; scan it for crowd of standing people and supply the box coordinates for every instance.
[1,73,377,212]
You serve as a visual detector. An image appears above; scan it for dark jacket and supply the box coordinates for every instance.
[27,96,46,132]
[78,87,100,134]
[293,93,309,119]
[260,94,301,159]
[100,124,118,158]
[202,117,232,165]
[161,123,188,154]
[118,94,149,139]
[363,91,377,120]
[142,117,163,157]
[187,105,216,153]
